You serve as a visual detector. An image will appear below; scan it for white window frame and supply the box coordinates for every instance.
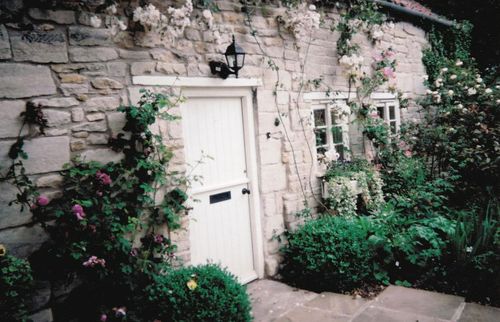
[371,92,401,136]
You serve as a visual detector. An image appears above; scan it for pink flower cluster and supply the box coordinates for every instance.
[72,204,86,220]
[96,171,112,185]
[36,195,50,206]
[83,255,106,268]
[382,66,395,79]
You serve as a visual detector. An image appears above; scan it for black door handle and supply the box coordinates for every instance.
[242,188,251,195]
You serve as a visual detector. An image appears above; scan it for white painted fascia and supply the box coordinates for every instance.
[132,76,262,88]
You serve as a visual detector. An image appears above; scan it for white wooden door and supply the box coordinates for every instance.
[182,96,257,283]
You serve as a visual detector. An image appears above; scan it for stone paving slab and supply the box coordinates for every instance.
[371,285,465,320]
[352,306,450,322]
[304,292,369,316]
[457,303,500,322]
[248,279,318,322]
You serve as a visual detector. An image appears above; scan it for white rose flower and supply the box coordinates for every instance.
[467,88,477,96]
[309,4,316,11]
[423,75,429,80]
[106,4,117,15]
[457,104,464,108]
[496,99,500,104]
[455,60,463,66]
[426,89,432,94]
[466,246,473,253]
[485,88,493,94]
[450,74,457,80]
[447,90,454,96]
[90,15,102,28]
[117,19,127,31]
[441,67,448,73]
[476,77,483,83]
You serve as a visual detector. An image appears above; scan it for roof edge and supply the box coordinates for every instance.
[373,0,456,27]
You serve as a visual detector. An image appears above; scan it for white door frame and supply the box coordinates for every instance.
[181,86,265,281]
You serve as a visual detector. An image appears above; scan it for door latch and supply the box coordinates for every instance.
[242,188,251,195]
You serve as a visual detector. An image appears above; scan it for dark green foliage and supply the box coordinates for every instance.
[0,254,33,322]
[144,264,252,322]
[281,216,375,291]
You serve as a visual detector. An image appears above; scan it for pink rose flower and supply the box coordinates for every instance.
[83,256,106,268]
[36,195,49,206]
[382,66,395,79]
[404,150,413,157]
[96,171,112,185]
[372,53,383,62]
[100,314,107,322]
[72,204,86,221]
[154,234,163,244]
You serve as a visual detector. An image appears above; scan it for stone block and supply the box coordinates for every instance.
[259,136,282,165]
[70,139,86,151]
[59,73,86,84]
[60,83,89,96]
[458,303,500,322]
[86,112,105,122]
[0,24,12,59]
[260,164,287,193]
[44,109,71,127]
[29,308,53,322]
[131,62,156,75]
[72,121,107,132]
[69,26,111,46]
[91,77,123,90]
[0,136,70,175]
[264,214,285,239]
[84,96,120,112]
[0,100,27,139]
[11,30,68,63]
[264,257,279,276]
[0,64,57,98]
[258,112,281,136]
[31,97,79,108]
[156,62,187,75]
[69,47,118,62]
[0,224,49,258]
[36,174,63,188]
[0,182,33,229]
[80,148,123,164]
[107,112,126,136]
[86,133,108,145]
[106,62,127,77]
[118,49,150,60]
[29,8,76,24]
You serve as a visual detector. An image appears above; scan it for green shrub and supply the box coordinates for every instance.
[281,216,375,292]
[144,264,252,322]
[0,251,34,322]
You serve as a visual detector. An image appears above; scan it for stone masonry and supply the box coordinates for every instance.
[0,1,428,319]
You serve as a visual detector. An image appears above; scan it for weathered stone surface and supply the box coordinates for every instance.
[31,97,79,108]
[87,133,108,145]
[51,63,105,74]
[72,131,88,138]
[373,286,464,320]
[260,164,287,193]
[44,128,68,136]
[29,8,75,24]
[0,24,11,59]
[156,62,187,75]
[36,174,63,188]
[0,100,27,138]
[69,26,111,46]
[131,62,156,75]
[0,136,70,174]
[60,83,89,96]
[106,62,127,76]
[70,139,86,151]
[91,77,123,89]
[59,73,87,84]
[26,280,51,313]
[29,308,53,322]
[107,112,126,136]
[0,64,57,98]
[11,30,67,63]
[69,47,118,62]
[80,148,123,164]
[0,182,32,229]
[0,224,49,258]
[71,107,84,121]
[458,303,500,322]
[86,112,105,121]
[72,121,107,132]
[44,109,71,127]
[305,293,368,315]
[118,49,150,60]
[84,96,120,112]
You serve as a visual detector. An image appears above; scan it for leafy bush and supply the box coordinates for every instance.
[144,264,252,322]
[281,216,375,292]
[0,251,33,322]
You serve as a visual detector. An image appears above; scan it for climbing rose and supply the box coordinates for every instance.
[36,195,49,206]
[83,256,106,268]
[96,171,112,185]
[72,204,85,220]
[100,314,107,322]
[154,234,164,244]
[382,67,395,79]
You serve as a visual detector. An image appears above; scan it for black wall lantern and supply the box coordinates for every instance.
[209,35,246,79]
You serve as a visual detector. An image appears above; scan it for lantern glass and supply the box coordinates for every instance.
[226,53,235,69]
[236,53,245,68]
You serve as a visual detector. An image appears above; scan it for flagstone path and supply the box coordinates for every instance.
[248,279,500,322]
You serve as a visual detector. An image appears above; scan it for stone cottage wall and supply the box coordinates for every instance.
[0,1,428,319]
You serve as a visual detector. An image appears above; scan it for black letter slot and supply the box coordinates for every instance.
[209,191,231,204]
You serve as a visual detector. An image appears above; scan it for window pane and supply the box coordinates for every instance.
[377,106,385,119]
[389,105,395,119]
[390,121,397,134]
[332,126,343,144]
[317,146,327,156]
[314,128,327,146]
[314,109,326,126]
